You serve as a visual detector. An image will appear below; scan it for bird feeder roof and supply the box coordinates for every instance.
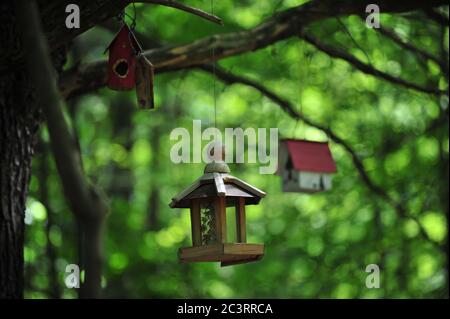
[169,162,266,209]
[281,139,337,173]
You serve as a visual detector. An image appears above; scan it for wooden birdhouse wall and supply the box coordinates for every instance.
[107,25,139,90]
[298,171,332,192]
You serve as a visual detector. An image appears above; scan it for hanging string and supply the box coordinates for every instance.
[293,19,306,140]
[116,10,125,24]
[117,2,136,27]
[298,39,304,140]
[291,118,301,139]
[126,3,142,56]
[128,2,137,30]
[211,0,217,133]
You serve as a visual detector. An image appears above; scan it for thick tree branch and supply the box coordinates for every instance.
[300,32,447,95]
[136,0,222,25]
[58,0,448,99]
[40,0,222,50]
[202,64,443,249]
[16,0,108,298]
[1,0,221,70]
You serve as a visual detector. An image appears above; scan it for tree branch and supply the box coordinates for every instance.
[200,64,389,198]
[1,0,222,71]
[58,0,448,99]
[300,31,447,95]
[201,64,444,250]
[135,0,222,25]
[375,23,447,73]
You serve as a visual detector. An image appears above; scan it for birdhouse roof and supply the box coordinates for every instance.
[104,24,142,53]
[282,139,337,173]
[169,164,266,209]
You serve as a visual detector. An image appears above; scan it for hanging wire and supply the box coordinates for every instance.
[129,2,137,30]
[298,38,305,140]
[211,0,217,132]
[117,2,136,26]
[292,20,307,140]
[126,3,141,56]
[291,118,301,139]
[116,9,125,23]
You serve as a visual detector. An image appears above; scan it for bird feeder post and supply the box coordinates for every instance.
[215,196,227,243]
[190,198,201,246]
[235,197,246,243]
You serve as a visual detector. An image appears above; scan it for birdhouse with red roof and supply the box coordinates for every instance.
[277,139,337,193]
[105,24,142,90]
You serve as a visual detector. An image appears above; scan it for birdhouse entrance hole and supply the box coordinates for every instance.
[113,59,129,78]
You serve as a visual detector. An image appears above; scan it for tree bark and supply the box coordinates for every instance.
[15,0,108,298]
[0,1,41,299]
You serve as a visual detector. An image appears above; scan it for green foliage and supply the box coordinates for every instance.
[24,1,448,298]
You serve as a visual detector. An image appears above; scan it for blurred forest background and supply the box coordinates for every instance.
[21,0,448,298]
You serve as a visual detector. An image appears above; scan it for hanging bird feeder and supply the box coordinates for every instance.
[277,139,337,193]
[169,159,266,267]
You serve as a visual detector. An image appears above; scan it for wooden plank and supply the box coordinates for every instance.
[223,243,264,255]
[190,199,201,246]
[221,255,263,267]
[235,197,246,243]
[215,197,227,243]
[169,176,202,208]
[135,54,155,109]
[213,173,226,196]
[178,244,223,259]
[178,243,264,264]
[223,176,266,198]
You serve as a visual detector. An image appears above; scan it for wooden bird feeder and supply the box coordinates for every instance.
[277,139,337,193]
[169,161,266,267]
[105,24,142,90]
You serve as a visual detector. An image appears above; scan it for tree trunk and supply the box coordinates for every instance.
[0,1,41,299]
[79,219,104,298]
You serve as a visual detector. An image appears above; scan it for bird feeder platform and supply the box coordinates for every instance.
[178,243,264,267]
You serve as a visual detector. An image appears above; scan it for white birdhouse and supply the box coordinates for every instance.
[277,139,337,193]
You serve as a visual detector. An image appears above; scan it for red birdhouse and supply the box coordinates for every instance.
[277,139,337,193]
[105,24,142,90]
